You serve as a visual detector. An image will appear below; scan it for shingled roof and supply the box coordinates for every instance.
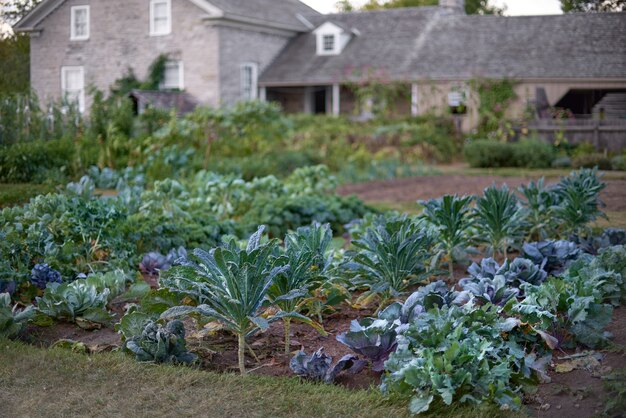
[259,9,626,85]
[206,0,319,31]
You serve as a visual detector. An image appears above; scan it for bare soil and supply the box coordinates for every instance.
[338,176,626,212]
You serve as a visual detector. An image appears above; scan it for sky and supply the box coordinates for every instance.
[301,0,563,15]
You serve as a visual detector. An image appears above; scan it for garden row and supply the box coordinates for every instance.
[2,167,624,415]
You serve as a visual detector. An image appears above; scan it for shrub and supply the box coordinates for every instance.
[551,156,572,168]
[464,140,514,168]
[611,155,626,171]
[0,139,77,183]
[572,153,612,170]
[512,139,555,169]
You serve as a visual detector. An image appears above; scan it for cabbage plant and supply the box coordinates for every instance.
[289,347,365,383]
[161,226,302,374]
[419,195,474,277]
[474,185,526,259]
[0,293,35,338]
[35,281,113,325]
[126,320,196,365]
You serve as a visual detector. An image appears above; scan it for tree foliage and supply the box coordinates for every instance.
[1,0,43,26]
[561,0,625,12]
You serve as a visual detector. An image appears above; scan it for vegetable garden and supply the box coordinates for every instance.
[1,161,625,416]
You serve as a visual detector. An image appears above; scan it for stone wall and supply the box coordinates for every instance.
[30,0,220,110]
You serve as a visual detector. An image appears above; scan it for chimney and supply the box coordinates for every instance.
[439,0,465,13]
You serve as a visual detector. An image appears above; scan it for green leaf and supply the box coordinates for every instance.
[409,393,434,414]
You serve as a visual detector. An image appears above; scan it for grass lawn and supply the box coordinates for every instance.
[0,339,524,418]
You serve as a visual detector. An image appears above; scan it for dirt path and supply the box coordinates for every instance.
[338,176,626,212]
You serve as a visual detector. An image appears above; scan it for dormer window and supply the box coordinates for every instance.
[314,22,352,56]
[322,34,335,52]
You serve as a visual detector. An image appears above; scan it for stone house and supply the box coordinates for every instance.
[15,0,626,132]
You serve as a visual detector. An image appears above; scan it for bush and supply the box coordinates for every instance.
[611,155,626,171]
[552,156,572,168]
[464,140,514,168]
[0,140,76,183]
[572,153,612,170]
[512,139,555,169]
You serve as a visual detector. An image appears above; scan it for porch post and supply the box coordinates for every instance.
[411,83,418,117]
[332,83,340,116]
[259,87,267,102]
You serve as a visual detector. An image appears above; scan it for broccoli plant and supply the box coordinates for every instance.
[346,215,435,306]
[419,195,475,278]
[289,347,365,383]
[126,320,196,364]
[268,222,332,357]
[161,226,302,374]
[474,185,527,259]
[0,293,35,339]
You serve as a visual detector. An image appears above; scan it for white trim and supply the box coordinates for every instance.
[240,62,258,100]
[150,0,171,36]
[332,83,340,116]
[161,60,184,90]
[70,5,89,41]
[61,66,85,113]
[259,87,267,102]
[411,83,419,116]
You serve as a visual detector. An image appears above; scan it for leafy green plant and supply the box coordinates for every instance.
[346,215,435,306]
[552,168,606,236]
[126,320,196,364]
[518,178,560,241]
[474,185,527,258]
[268,223,332,356]
[289,347,365,383]
[522,240,581,275]
[419,195,474,277]
[35,281,113,326]
[0,293,35,338]
[160,227,299,374]
[382,304,546,414]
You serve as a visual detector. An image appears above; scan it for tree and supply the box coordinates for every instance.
[348,0,503,14]
[560,0,625,12]
[0,33,29,93]
[1,0,43,27]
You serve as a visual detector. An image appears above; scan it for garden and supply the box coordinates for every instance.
[1,95,626,417]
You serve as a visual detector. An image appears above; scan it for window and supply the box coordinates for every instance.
[161,61,184,90]
[240,63,258,100]
[61,66,85,112]
[150,0,171,36]
[322,34,335,52]
[70,6,89,40]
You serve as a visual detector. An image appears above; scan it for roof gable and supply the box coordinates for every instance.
[14,0,318,32]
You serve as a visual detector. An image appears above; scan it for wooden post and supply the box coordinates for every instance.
[259,87,267,102]
[332,83,340,116]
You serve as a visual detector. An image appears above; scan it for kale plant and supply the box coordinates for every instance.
[474,185,527,258]
[161,226,301,374]
[126,320,196,364]
[419,195,475,277]
[346,215,435,304]
[0,293,35,339]
[518,178,560,240]
[30,264,62,289]
[268,222,332,356]
[289,347,365,383]
[552,168,606,236]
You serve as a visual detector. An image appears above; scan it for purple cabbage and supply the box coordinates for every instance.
[30,264,62,289]
[290,347,366,383]
[139,247,188,275]
[522,240,581,275]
